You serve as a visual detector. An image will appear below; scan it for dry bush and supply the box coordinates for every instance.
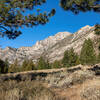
[81,86,100,100]
[0,80,57,100]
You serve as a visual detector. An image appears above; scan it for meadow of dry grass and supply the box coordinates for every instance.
[0,80,58,100]
[0,64,100,100]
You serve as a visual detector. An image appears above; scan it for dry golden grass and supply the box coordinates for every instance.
[0,64,100,100]
[0,80,57,100]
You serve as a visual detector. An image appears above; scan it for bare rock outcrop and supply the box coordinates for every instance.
[0,25,98,63]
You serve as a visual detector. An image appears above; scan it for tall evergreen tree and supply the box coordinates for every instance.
[26,59,36,71]
[52,60,62,68]
[95,24,100,35]
[80,39,96,65]
[8,59,20,73]
[37,56,51,70]
[0,59,8,73]
[21,59,36,71]
[62,48,80,67]
[4,58,9,73]
[21,59,29,71]
[60,0,100,14]
[46,59,51,69]
[97,52,100,63]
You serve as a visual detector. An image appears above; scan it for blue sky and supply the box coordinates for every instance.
[0,0,100,49]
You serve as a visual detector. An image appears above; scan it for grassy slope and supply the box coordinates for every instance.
[0,64,100,100]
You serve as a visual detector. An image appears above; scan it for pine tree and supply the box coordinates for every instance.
[0,59,8,73]
[97,52,100,63]
[8,59,20,73]
[8,64,15,73]
[52,60,62,68]
[62,49,69,67]
[62,48,80,67]
[21,59,29,71]
[26,59,36,71]
[95,24,100,35]
[37,56,50,70]
[1,0,100,39]
[80,39,96,65]
[46,59,51,69]
[0,59,5,73]
[4,59,9,73]
[60,0,100,14]
[0,0,55,39]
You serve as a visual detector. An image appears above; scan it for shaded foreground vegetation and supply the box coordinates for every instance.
[0,80,58,100]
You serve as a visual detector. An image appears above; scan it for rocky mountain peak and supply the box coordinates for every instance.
[75,25,92,35]
[80,25,91,29]
[0,25,97,63]
[35,31,71,46]
[54,31,71,38]
[5,47,16,51]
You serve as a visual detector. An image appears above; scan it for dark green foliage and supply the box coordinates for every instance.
[98,43,100,51]
[25,59,36,71]
[97,52,100,63]
[62,48,80,67]
[52,60,62,68]
[5,59,9,67]
[8,59,20,73]
[60,0,100,14]
[0,59,8,73]
[37,56,51,70]
[94,24,100,53]
[21,59,29,71]
[95,24,100,35]
[4,59,9,73]
[8,64,21,73]
[0,0,55,39]
[8,59,36,73]
[46,59,51,69]
[80,39,96,65]
[21,59,36,71]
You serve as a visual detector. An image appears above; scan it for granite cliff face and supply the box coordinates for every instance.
[0,25,97,63]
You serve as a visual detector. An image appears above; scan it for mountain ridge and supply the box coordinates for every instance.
[0,25,97,63]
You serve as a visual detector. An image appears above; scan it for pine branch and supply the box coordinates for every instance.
[91,5,100,8]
